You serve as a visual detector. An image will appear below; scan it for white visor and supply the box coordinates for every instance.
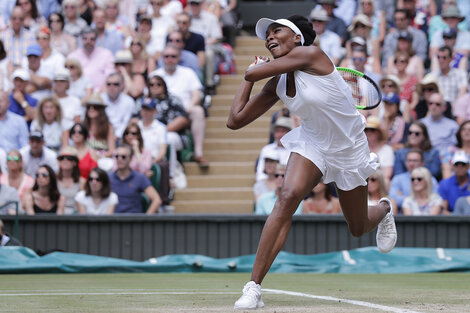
[255,18,305,45]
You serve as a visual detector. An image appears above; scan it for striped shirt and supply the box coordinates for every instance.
[0,27,36,66]
[434,68,468,103]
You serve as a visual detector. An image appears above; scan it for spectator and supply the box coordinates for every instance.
[0,6,36,66]
[149,45,208,168]
[302,182,341,214]
[57,146,83,214]
[35,27,66,82]
[441,120,470,179]
[207,0,237,47]
[347,13,372,48]
[367,169,388,207]
[433,46,468,106]
[364,115,394,188]
[68,27,115,92]
[0,167,23,215]
[132,15,160,58]
[63,0,88,38]
[90,8,123,55]
[75,167,118,215]
[394,121,442,179]
[160,0,183,18]
[52,68,82,131]
[104,0,132,39]
[253,150,279,203]
[148,0,176,59]
[65,58,93,101]
[420,92,459,156]
[356,0,386,42]
[382,9,428,63]
[256,117,292,182]
[30,96,63,152]
[428,0,468,41]
[109,144,162,214]
[1,150,35,201]
[309,7,342,65]
[0,219,22,246]
[430,27,468,72]
[390,148,439,211]
[23,164,65,215]
[23,43,53,102]
[120,122,153,177]
[385,30,425,81]
[145,75,190,181]
[19,131,58,177]
[160,30,200,76]
[438,150,470,213]
[37,0,60,20]
[255,164,302,215]
[16,0,47,35]
[381,92,407,150]
[0,39,9,92]
[453,195,470,215]
[429,5,470,68]
[114,50,146,100]
[454,76,470,124]
[0,90,29,152]
[137,97,171,205]
[102,72,135,138]
[128,37,156,85]
[9,68,37,123]
[342,45,381,84]
[389,51,419,112]
[402,167,443,216]
[83,93,115,158]
[175,12,206,70]
[317,0,348,44]
[413,73,453,120]
[48,12,77,57]
[64,123,98,180]
[78,0,94,25]
[187,0,223,95]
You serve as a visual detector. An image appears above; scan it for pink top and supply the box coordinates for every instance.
[68,47,115,91]
[129,149,153,174]
[0,173,35,200]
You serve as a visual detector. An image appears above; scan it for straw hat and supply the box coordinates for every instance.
[84,93,107,107]
[416,73,439,95]
[365,115,387,140]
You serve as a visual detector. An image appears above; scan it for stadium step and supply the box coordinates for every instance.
[203,138,269,150]
[186,174,254,188]
[172,200,254,213]
[184,162,255,175]
[206,116,271,128]
[174,187,253,201]
[205,127,268,139]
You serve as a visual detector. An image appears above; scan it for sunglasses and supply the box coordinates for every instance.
[176,20,189,25]
[149,82,163,87]
[70,129,85,135]
[7,156,20,162]
[274,173,285,178]
[163,54,178,59]
[106,82,120,86]
[169,38,183,43]
[36,172,50,178]
[151,1,164,5]
[89,176,102,182]
[408,131,422,136]
[352,57,365,62]
[411,177,423,182]
[437,55,449,60]
[58,155,76,161]
[49,18,61,23]
[355,23,368,28]
[114,154,128,160]
[131,42,141,46]
[428,101,441,106]
[65,65,75,69]
[381,83,395,89]
[124,131,139,136]
[36,36,50,40]
[422,87,435,92]
[368,177,378,182]
[394,59,408,64]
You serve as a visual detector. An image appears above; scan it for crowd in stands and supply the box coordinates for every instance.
[0,0,239,215]
[253,0,470,216]
[1,0,470,217]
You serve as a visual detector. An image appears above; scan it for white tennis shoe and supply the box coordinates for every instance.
[376,197,397,253]
[234,281,264,310]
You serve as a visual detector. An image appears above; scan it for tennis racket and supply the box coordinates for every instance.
[336,67,382,110]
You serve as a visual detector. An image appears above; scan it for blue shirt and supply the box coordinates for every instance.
[79,29,124,55]
[110,170,151,214]
[420,116,458,156]
[389,172,438,209]
[255,190,303,215]
[438,174,470,212]
[393,147,442,179]
[0,111,29,152]
[8,93,38,117]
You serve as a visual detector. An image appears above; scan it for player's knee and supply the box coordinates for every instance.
[275,187,303,215]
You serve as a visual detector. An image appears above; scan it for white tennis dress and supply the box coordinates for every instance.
[277,69,379,190]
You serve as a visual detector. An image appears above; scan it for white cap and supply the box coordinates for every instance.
[452,151,469,165]
[255,18,305,45]
[264,150,280,161]
[12,68,30,81]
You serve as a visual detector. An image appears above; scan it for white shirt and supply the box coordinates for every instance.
[102,93,135,137]
[189,10,222,41]
[256,143,290,181]
[150,15,176,53]
[149,65,202,109]
[19,145,59,177]
[69,76,93,100]
[30,120,63,150]
[75,190,118,215]
[40,49,66,78]
[318,30,343,60]
[0,147,6,173]
[58,95,83,131]
[138,120,168,158]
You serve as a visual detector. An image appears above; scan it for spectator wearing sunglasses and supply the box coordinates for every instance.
[402,167,443,216]
[255,164,303,215]
[52,67,82,131]
[109,143,162,214]
[158,30,200,76]
[0,150,35,201]
[57,146,84,214]
[441,120,470,179]
[75,167,117,215]
[23,164,65,215]
[63,123,98,179]
[65,58,93,102]
[120,122,153,176]
[439,151,470,213]
[366,169,388,207]
[413,73,453,121]
[0,166,23,215]
[385,30,424,81]
[20,131,59,178]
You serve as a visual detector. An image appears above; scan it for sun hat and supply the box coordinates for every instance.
[347,14,372,32]
[255,18,305,45]
[274,116,293,131]
[84,93,107,107]
[114,50,133,64]
[441,5,464,20]
[365,115,387,140]
[317,0,338,8]
[416,73,439,95]
[58,146,78,159]
[264,150,280,162]
[309,7,330,22]
[53,67,71,81]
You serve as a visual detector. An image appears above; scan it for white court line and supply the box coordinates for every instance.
[1,289,424,313]
[263,289,423,313]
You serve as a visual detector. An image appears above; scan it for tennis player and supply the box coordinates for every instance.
[227,15,397,310]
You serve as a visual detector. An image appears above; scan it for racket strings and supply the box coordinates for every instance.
[340,71,380,109]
